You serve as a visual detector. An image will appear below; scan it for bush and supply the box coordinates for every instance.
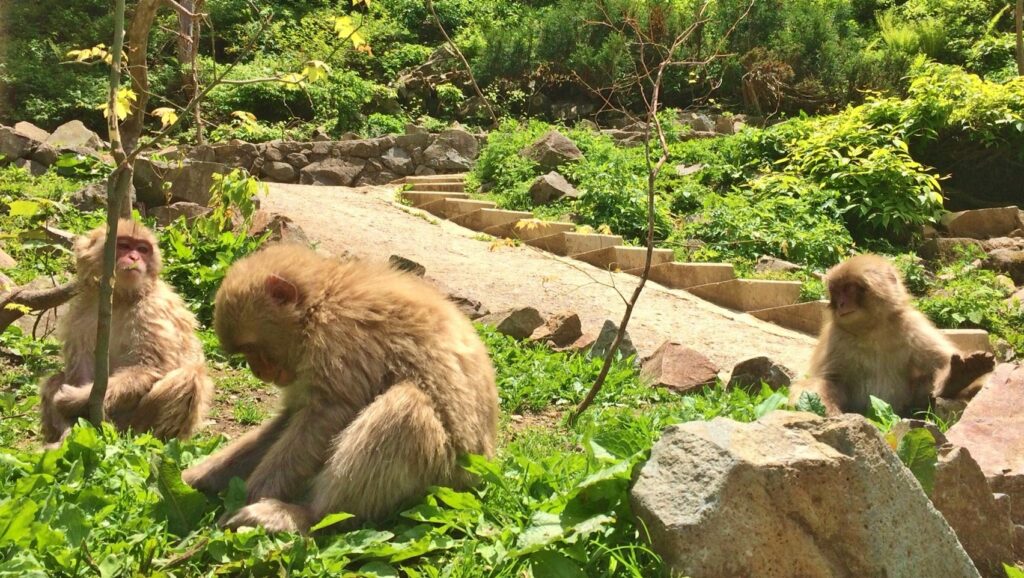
[363,112,408,137]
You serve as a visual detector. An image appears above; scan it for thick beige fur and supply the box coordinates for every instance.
[790,254,967,416]
[182,244,499,533]
[39,220,212,446]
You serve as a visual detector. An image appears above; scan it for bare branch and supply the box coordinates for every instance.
[425,0,498,128]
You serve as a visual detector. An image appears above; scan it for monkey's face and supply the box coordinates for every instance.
[239,346,296,386]
[115,235,154,290]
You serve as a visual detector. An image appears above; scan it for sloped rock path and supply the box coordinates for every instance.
[262,182,815,374]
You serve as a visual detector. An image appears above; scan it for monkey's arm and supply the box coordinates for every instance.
[183,414,290,494]
[53,365,163,423]
[245,403,353,503]
[936,351,995,399]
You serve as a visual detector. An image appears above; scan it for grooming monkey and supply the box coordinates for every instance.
[182,244,499,533]
[791,254,994,416]
[40,220,213,446]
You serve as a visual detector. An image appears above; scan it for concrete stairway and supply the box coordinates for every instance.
[395,173,993,349]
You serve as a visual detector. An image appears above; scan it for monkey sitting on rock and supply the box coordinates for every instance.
[182,244,499,533]
[790,254,994,416]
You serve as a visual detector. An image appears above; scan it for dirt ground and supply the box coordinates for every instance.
[261,183,816,376]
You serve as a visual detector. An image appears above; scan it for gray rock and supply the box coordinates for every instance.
[69,182,107,211]
[918,237,985,262]
[529,311,582,348]
[983,249,1024,284]
[388,255,426,276]
[520,130,583,170]
[422,129,478,171]
[632,412,981,578]
[44,120,103,150]
[946,364,1024,526]
[248,211,310,246]
[943,207,1024,240]
[641,341,720,394]
[382,147,414,175]
[261,161,296,182]
[447,294,489,320]
[727,356,795,392]
[405,123,428,135]
[588,319,637,362]
[134,158,229,207]
[714,115,738,135]
[333,139,379,158]
[478,307,545,340]
[299,158,366,186]
[150,202,212,227]
[286,153,309,167]
[13,121,50,143]
[0,127,33,162]
[0,248,16,269]
[14,158,47,176]
[30,144,59,167]
[686,113,716,133]
[754,255,803,274]
[674,163,705,176]
[529,171,579,205]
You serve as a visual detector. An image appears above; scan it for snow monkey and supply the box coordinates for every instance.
[790,254,994,416]
[39,220,213,447]
[182,244,499,533]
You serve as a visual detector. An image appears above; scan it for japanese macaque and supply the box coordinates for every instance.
[790,254,994,416]
[39,220,213,447]
[182,244,499,533]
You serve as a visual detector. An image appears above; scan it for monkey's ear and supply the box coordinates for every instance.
[265,274,299,305]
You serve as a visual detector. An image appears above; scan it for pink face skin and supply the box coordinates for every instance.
[115,236,152,287]
[243,349,295,387]
[829,281,863,317]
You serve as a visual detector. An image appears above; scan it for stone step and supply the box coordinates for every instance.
[525,231,624,256]
[419,198,497,219]
[400,190,469,207]
[626,262,736,289]
[451,208,535,232]
[408,181,465,192]
[481,219,576,241]
[750,300,828,335]
[687,279,803,312]
[404,173,467,183]
[941,329,993,353]
[573,246,675,271]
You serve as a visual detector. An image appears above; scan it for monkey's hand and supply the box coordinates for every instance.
[938,351,995,399]
[53,383,91,415]
[219,499,312,534]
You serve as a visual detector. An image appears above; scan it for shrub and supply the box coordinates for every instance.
[364,112,408,137]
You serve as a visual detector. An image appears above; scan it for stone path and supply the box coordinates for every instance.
[262,182,816,374]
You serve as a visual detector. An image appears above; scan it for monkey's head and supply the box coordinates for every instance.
[75,220,161,296]
[214,244,321,387]
[825,254,910,330]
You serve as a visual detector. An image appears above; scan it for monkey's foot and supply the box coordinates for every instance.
[939,351,996,398]
[219,499,312,534]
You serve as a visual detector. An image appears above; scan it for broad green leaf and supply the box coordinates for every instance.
[795,391,827,416]
[357,562,399,577]
[152,454,209,535]
[867,395,899,431]
[754,391,788,418]
[1004,564,1024,578]
[530,550,587,578]
[0,497,38,547]
[310,511,354,532]
[432,487,481,510]
[7,200,42,217]
[897,428,938,495]
[517,511,564,553]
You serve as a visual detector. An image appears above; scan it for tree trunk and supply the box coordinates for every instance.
[122,0,163,155]
[1016,0,1023,76]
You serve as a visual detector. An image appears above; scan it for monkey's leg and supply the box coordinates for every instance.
[39,372,78,446]
[129,365,214,440]
[182,414,290,495]
[309,381,456,525]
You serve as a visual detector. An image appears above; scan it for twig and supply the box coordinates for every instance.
[425,0,498,128]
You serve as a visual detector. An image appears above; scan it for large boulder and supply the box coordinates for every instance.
[188,141,261,171]
[382,147,414,175]
[134,158,229,207]
[918,237,985,262]
[528,172,579,205]
[520,130,583,170]
[942,207,1024,240]
[477,307,544,340]
[529,311,582,348]
[421,129,477,171]
[983,249,1024,284]
[631,412,981,578]
[299,158,366,186]
[0,126,34,162]
[44,120,103,150]
[261,161,296,182]
[726,355,795,392]
[150,202,212,227]
[13,121,50,143]
[69,183,107,212]
[946,364,1024,527]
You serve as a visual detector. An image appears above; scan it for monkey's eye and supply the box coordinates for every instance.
[136,244,151,255]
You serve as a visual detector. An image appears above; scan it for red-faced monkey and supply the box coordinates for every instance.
[791,254,994,416]
[39,220,213,447]
[182,244,499,533]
